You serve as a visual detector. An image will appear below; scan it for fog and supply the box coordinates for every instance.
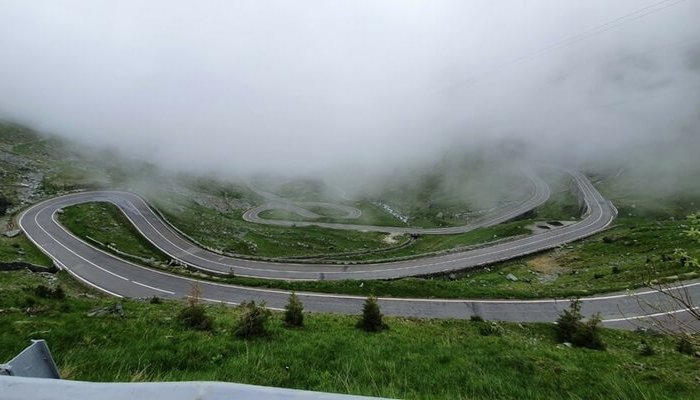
[0,1,699,184]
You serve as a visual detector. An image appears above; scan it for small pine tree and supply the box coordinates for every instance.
[571,315,605,350]
[177,304,214,331]
[638,339,655,356]
[234,300,271,338]
[677,336,695,355]
[284,292,304,327]
[478,321,505,337]
[556,298,583,343]
[357,296,387,332]
[187,283,202,308]
[177,283,214,331]
[556,298,605,350]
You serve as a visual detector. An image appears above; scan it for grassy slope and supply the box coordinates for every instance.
[58,203,170,263]
[62,200,534,263]
[138,168,581,262]
[160,197,533,261]
[254,170,580,230]
[0,232,52,267]
[1,269,698,400]
[257,201,407,228]
[0,123,111,268]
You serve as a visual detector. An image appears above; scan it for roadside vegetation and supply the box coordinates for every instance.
[0,230,52,267]
[50,161,584,264]
[58,202,170,264]
[283,292,304,328]
[55,202,700,300]
[555,299,605,350]
[256,201,406,228]
[252,159,540,230]
[59,201,537,264]
[1,269,699,400]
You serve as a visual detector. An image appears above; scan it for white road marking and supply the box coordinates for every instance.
[37,209,129,281]
[132,281,176,295]
[602,306,700,323]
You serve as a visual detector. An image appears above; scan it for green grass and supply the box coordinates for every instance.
[253,209,532,262]
[340,220,531,262]
[56,199,532,266]
[158,209,395,259]
[0,232,53,267]
[58,203,170,264]
[39,161,105,195]
[53,200,700,299]
[144,182,547,262]
[0,122,114,203]
[252,159,554,230]
[1,269,698,399]
[227,216,700,299]
[134,166,583,262]
[257,200,408,228]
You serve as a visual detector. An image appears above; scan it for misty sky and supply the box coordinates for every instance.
[0,1,699,176]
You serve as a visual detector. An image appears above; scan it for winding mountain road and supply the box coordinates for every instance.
[242,168,551,235]
[18,170,700,328]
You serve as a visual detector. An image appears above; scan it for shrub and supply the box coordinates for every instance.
[556,299,583,343]
[284,292,304,327]
[357,296,387,332]
[638,339,655,356]
[34,285,52,298]
[677,336,695,355]
[34,284,65,300]
[556,299,605,350]
[571,316,605,350]
[234,301,271,338]
[177,304,214,331]
[177,283,214,331]
[23,296,36,307]
[470,315,484,322]
[149,296,162,304]
[479,322,505,337]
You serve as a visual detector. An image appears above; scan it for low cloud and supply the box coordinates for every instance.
[0,1,698,182]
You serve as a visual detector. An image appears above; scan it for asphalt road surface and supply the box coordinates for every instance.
[18,171,700,328]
